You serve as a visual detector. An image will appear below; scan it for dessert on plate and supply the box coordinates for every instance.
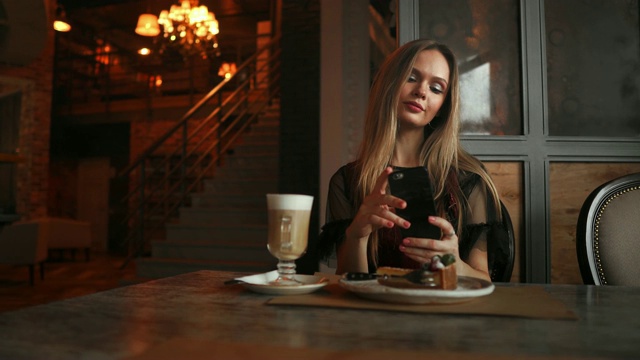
[376,254,457,290]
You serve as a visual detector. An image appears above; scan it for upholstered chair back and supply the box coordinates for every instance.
[576,173,640,285]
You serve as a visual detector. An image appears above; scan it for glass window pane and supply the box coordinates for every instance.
[418,0,522,135]
[545,0,640,137]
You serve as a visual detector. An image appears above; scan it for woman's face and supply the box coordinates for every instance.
[396,49,450,130]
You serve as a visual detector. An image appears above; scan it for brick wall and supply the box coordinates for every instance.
[280,0,320,273]
[0,0,55,220]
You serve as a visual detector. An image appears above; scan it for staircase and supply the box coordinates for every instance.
[134,104,280,279]
[115,35,283,281]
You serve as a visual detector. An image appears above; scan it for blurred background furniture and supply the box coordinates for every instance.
[0,221,48,285]
[576,172,640,285]
[0,214,20,231]
[36,218,92,262]
[0,153,23,233]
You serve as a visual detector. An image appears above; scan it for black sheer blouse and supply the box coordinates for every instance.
[318,162,510,277]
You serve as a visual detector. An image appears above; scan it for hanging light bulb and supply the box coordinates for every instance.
[53,5,71,32]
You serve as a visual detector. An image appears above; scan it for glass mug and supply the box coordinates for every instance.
[266,194,313,285]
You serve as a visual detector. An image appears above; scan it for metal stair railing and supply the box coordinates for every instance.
[118,35,281,267]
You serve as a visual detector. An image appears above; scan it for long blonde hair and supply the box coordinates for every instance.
[354,39,501,264]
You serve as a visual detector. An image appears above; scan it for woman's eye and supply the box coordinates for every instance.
[407,75,417,82]
[430,84,444,94]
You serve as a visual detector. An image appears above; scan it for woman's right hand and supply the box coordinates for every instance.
[345,167,410,240]
[337,167,411,274]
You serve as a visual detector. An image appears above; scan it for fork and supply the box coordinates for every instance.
[344,270,435,285]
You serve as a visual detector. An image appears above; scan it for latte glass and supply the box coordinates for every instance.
[266,194,313,285]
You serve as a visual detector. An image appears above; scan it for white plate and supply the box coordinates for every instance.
[233,271,329,295]
[339,276,495,304]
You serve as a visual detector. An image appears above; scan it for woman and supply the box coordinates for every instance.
[318,39,509,282]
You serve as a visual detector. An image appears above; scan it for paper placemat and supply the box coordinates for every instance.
[268,281,578,320]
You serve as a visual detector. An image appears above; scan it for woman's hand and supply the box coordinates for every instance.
[345,167,410,241]
[399,216,490,280]
[398,216,460,265]
[338,167,410,274]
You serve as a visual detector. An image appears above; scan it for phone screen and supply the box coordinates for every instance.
[388,167,441,239]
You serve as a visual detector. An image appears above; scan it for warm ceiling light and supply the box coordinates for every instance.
[53,20,71,32]
[53,5,71,32]
[138,48,152,55]
[218,62,237,79]
[135,14,160,36]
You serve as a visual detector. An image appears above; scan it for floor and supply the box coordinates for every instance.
[0,252,138,313]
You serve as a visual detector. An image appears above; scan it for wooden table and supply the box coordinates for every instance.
[0,270,638,359]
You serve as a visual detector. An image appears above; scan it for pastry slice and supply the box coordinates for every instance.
[376,254,457,290]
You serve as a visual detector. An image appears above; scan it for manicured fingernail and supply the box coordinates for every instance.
[402,239,410,245]
[387,221,394,228]
[399,245,406,251]
[404,221,411,228]
[428,216,436,222]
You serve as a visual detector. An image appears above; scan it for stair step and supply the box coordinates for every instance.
[247,127,277,136]
[231,144,279,156]
[222,159,278,170]
[249,120,278,128]
[179,207,267,225]
[237,121,279,133]
[165,223,267,242]
[225,150,278,159]
[129,103,281,280]
[229,136,278,145]
[135,257,275,279]
[151,240,274,263]
[250,124,278,133]
[222,155,278,169]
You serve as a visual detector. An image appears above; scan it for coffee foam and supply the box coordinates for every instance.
[266,194,314,210]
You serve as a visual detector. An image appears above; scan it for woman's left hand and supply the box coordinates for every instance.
[398,216,460,266]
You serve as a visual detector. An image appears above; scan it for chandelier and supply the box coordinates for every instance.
[135,0,220,59]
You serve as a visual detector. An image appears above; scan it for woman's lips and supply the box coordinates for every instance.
[404,101,424,112]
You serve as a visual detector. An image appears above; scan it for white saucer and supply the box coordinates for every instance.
[233,271,329,295]
[339,276,495,304]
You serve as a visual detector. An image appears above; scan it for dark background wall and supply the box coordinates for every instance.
[280,0,320,274]
[49,122,130,253]
[0,0,55,220]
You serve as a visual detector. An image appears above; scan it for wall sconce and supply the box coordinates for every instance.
[218,62,237,79]
[53,5,71,32]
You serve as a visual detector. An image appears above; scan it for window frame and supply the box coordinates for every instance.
[398,0,640,283]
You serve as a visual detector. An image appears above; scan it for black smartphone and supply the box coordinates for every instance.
[388,167,441,239]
